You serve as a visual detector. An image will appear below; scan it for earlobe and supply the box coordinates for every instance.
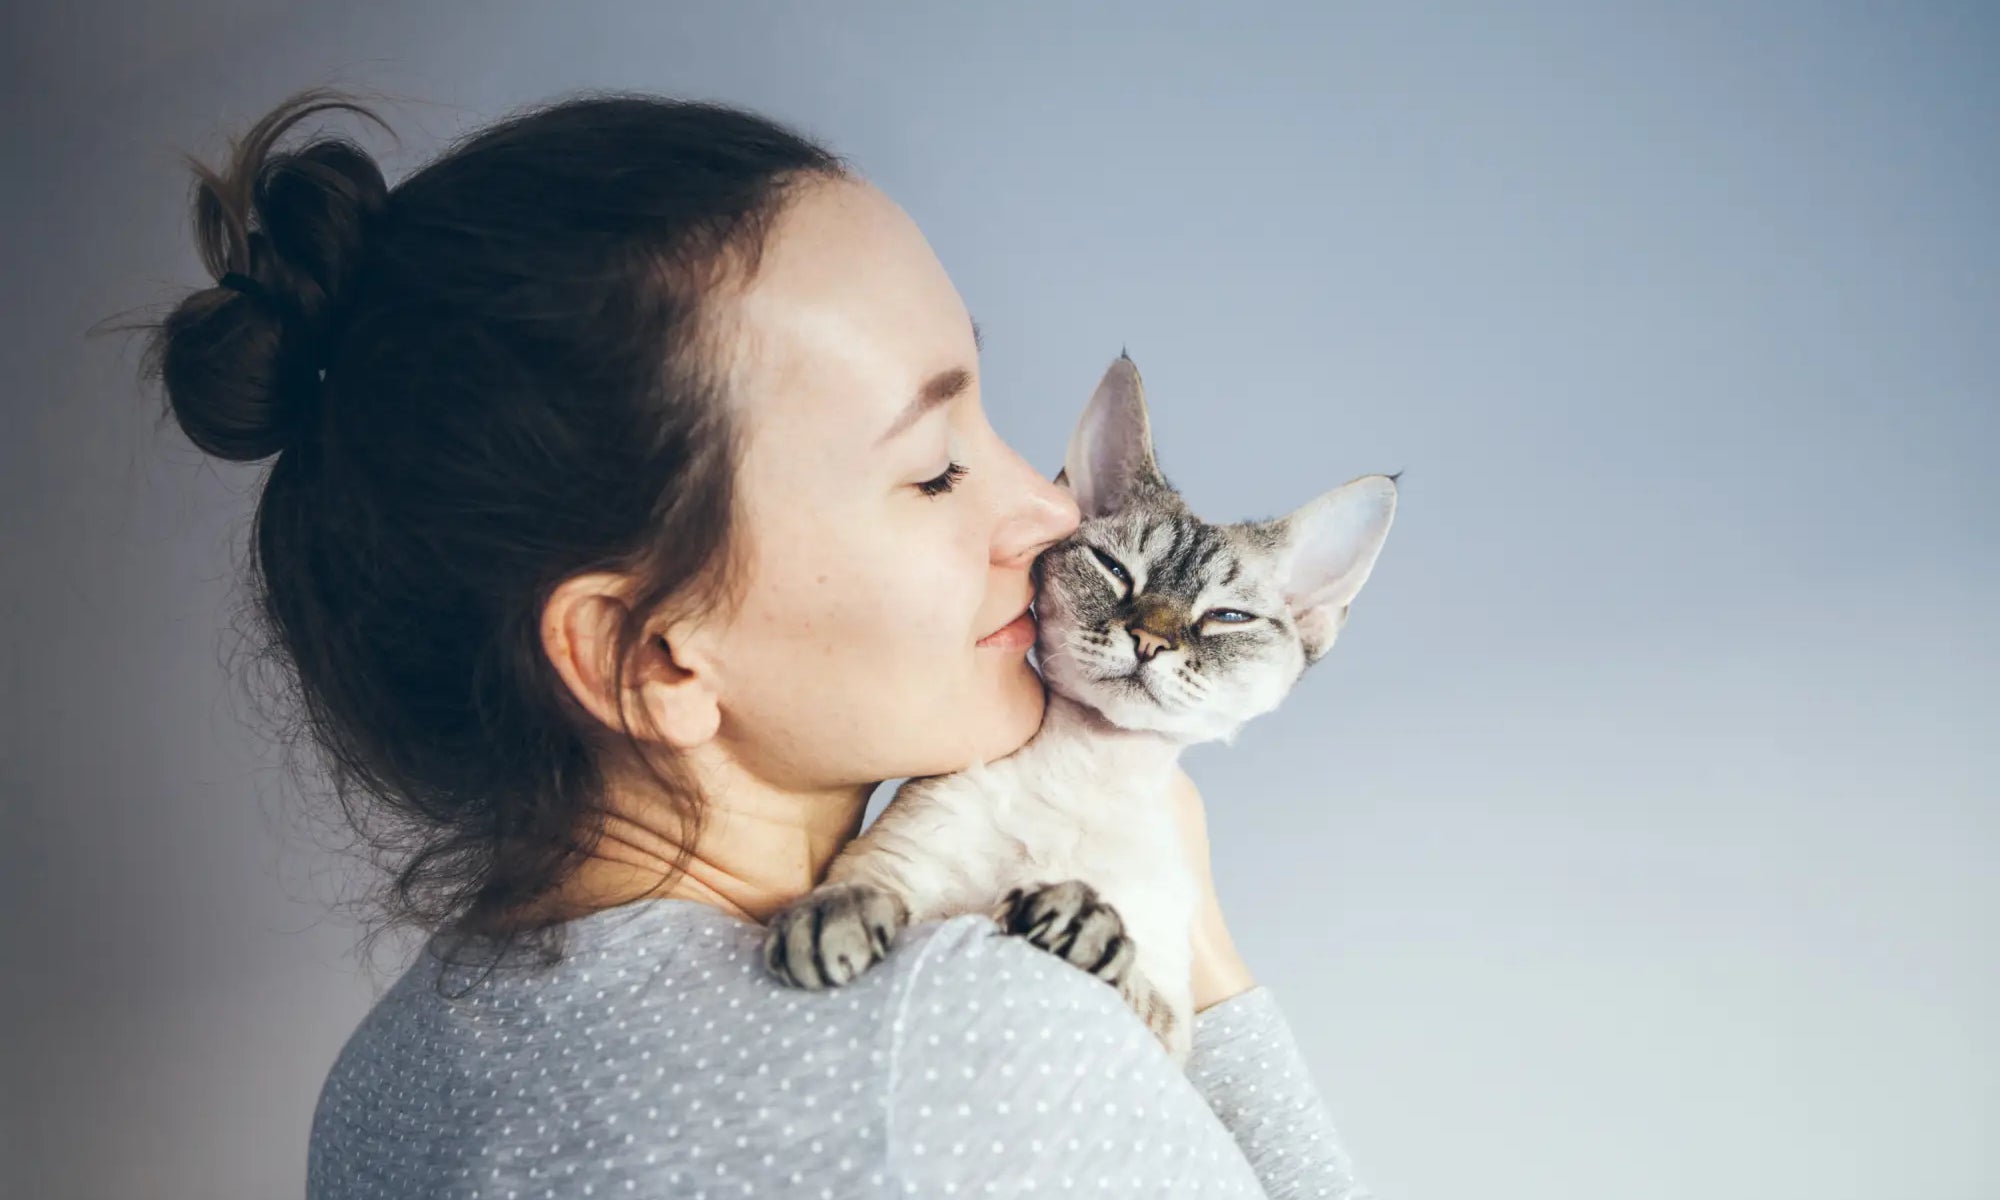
[541,573,722,750]
[635,632,723,751]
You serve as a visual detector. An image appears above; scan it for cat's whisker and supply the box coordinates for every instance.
[1041,634,1102,674]
[1053,631,1107,667]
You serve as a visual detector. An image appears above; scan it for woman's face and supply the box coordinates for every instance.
[698,176,1080,792]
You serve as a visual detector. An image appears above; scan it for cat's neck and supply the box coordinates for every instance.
[1037,688,1188,775]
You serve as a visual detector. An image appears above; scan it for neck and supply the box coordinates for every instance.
[499,747,873,931]
[1039,688,1189,775]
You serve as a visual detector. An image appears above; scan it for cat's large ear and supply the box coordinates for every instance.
[1272,473,1398,664]
[1058,352,1165,518]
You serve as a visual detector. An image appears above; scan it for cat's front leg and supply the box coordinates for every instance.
[763,788,1008,989]
[1117,963,1192,1067]
[991,879,1194,1065]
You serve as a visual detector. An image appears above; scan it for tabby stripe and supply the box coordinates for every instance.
[1192,538,1224,582]
[808,901,827,986]
[1089,933,1125,976]
[1025,906,1060,941]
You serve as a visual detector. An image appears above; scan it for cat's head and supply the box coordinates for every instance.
[1032,353,1397,744]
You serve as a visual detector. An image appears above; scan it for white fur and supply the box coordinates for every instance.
[794,353,1397,1065]
[823,690,1200,1061]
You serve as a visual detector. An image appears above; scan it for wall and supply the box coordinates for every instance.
[3,3,1993,1196]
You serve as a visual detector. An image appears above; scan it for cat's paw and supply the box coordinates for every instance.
[763,882,909,989]
[996,879,1135,989]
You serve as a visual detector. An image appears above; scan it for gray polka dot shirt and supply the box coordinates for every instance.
[307,898,1374,1198]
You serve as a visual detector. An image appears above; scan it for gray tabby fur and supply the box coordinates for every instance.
[763,352,1397,1065]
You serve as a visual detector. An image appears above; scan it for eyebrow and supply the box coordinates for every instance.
[876,316,983,445]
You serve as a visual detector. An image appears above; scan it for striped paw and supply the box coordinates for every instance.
[997,878,1135,989]
[762,882,909,989]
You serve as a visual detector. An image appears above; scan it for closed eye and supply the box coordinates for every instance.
[1087,546,1132,596]
[915,461,969,497]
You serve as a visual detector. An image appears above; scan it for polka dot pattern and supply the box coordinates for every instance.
[1185,986,1378,1198]
[305,899,1373,1198]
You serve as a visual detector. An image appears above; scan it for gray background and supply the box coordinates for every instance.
[3,3,1993,1198]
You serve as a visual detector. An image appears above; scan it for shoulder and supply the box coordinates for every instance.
[872,915,1268,1191]
[883,911,1175,1080]
[886,911,1149,1039]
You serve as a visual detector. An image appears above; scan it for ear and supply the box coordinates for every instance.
[542,572,722,750]
[1060,352,1164,518]
[1273,474,1398,663]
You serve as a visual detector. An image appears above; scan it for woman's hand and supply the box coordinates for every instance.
[1168,765,1258,1012]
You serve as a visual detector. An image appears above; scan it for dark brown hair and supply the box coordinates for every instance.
[132,87,849,986]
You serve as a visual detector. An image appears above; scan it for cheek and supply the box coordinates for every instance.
[1200,635,1297,703]
[717,521,1020,774]
[867,538,984,658]
[752,537,978,674]
[1052,570,1125,650]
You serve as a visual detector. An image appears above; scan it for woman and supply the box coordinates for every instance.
[148,87,1375,1197]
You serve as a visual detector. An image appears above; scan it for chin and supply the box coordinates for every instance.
[971,655,1049,763]
[1060,681,1223,742]
[1037,644,1246,745]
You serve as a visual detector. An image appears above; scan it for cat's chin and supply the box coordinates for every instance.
[1043,678,1239,746]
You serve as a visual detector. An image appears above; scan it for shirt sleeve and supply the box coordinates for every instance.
[1186,986,1377,1199]
[880,915,1374,1198]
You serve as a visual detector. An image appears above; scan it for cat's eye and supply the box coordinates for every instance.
[1087,546,1132,591]
[1203,608,1257,625]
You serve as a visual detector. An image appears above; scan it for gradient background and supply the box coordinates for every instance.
[4,3,1994,1198]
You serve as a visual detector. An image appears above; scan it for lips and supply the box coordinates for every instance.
[975,599,1038,650]
[980,596,1034,638]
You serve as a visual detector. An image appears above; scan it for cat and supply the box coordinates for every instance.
[761,350,1397,1065]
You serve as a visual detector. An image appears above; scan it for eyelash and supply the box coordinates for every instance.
[916,461,969,497]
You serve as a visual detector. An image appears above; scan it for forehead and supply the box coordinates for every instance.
[1078,508,1283,599]
[723,177,969,452]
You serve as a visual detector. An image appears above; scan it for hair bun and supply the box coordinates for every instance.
[148,89,394,462]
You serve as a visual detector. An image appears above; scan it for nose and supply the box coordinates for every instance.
[1128,624,1177,662]
[1126,594,1182,662]
[993,448,1082,567]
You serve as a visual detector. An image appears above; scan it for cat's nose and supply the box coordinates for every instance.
[1127,595,1183,662]
[1128,624,1177,662]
